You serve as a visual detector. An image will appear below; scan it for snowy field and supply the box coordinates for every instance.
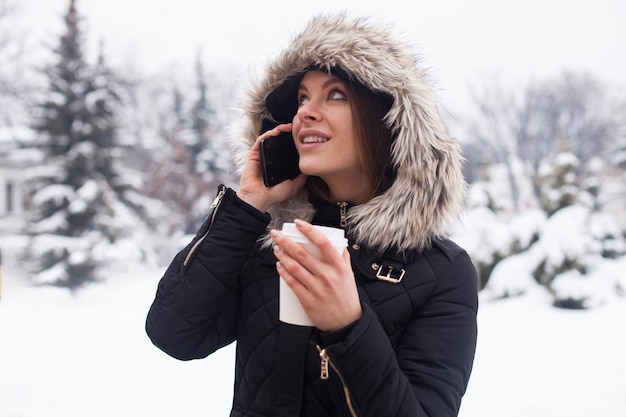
[1,245,625,416]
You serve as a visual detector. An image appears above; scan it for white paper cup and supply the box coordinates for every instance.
[278,222,348,326]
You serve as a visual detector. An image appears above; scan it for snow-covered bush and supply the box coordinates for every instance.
[538,152,584,215]
[481,205,625,308]
[453,183,546,289]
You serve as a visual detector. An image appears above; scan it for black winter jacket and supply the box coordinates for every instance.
[146,186,478,417]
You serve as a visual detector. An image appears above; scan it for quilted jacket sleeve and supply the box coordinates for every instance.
[318,248,478,417]
[145,186,271,360]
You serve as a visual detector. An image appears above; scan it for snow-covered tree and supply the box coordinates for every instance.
[481,204,625,309]
[538,152,582,216]
[143,85,198,234]
[537,150,606,217]
[187,54,233,231]
[22,0,140,289]
[467,72,622,211]
[457,147,625,307]
[143,56,235,234]
[452,181,545,290]
[91,45,151,219]
[0,0,32,138]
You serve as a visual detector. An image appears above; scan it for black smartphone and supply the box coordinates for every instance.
[259,131,300,187]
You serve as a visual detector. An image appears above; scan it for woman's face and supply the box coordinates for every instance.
[291,70,366,194]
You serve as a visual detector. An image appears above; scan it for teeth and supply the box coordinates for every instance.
[302,136,329,144]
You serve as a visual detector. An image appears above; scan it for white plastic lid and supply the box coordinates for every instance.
[281,222,347,247]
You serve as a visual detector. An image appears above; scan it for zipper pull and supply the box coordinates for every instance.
[211,186,226,209]
[319,348,330,380]
[183,186,226,267]
[337,202,348,228]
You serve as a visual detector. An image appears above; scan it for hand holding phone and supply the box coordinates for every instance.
[260,131,301,187]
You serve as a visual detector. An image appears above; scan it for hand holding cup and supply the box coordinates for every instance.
[271,219,362,331]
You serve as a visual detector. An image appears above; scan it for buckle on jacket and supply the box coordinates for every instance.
[376,265,405,284]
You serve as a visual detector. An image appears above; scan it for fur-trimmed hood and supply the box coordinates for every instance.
[230,13,466,253]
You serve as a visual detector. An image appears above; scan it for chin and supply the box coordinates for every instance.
[299,163,322,177]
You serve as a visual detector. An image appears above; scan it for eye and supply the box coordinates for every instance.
[328,89,346,100]
[297,94,310,107]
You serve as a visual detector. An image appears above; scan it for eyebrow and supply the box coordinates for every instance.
[298,76,344,92]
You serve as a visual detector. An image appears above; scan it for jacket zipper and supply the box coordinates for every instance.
[317,345,358,417]
[337,202,348,228]
[183,186,226,267]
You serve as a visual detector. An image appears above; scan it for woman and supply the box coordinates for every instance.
[146,13,478,417]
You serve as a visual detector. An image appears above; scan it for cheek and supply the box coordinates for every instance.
[335,126,358,149]
[291,112,301,126]
[291,120,301,151]
[291,118,302,137]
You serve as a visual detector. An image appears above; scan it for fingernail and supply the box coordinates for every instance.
[273,245,281,253]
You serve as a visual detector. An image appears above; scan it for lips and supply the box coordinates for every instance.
[299,128,330,144]
[302,136,329,144]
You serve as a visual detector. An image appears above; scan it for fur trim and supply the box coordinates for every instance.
[229,12,466,253]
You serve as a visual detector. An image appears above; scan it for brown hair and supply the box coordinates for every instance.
[307,80,394,201]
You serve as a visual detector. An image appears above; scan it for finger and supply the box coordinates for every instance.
[271,231,332,293]
[247,135,265,162]
[271,231,314,266]
[293,219,344,264]
[252,123,294,162]
[342,246,350,263]
[262,123,293,139]
[273,244,314,290]
[271,228,340,286]
[275,123,293,133]
[247,125,288,168]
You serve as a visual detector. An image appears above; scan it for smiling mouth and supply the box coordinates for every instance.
[302,136,329,144]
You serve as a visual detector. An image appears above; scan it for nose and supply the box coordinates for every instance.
[296,100,321,122]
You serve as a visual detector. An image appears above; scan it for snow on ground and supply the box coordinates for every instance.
[462,288,626,417]
[1,251,625,416]
[0,259,236,417]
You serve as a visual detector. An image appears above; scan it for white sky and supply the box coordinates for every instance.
[10,0,626,111]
